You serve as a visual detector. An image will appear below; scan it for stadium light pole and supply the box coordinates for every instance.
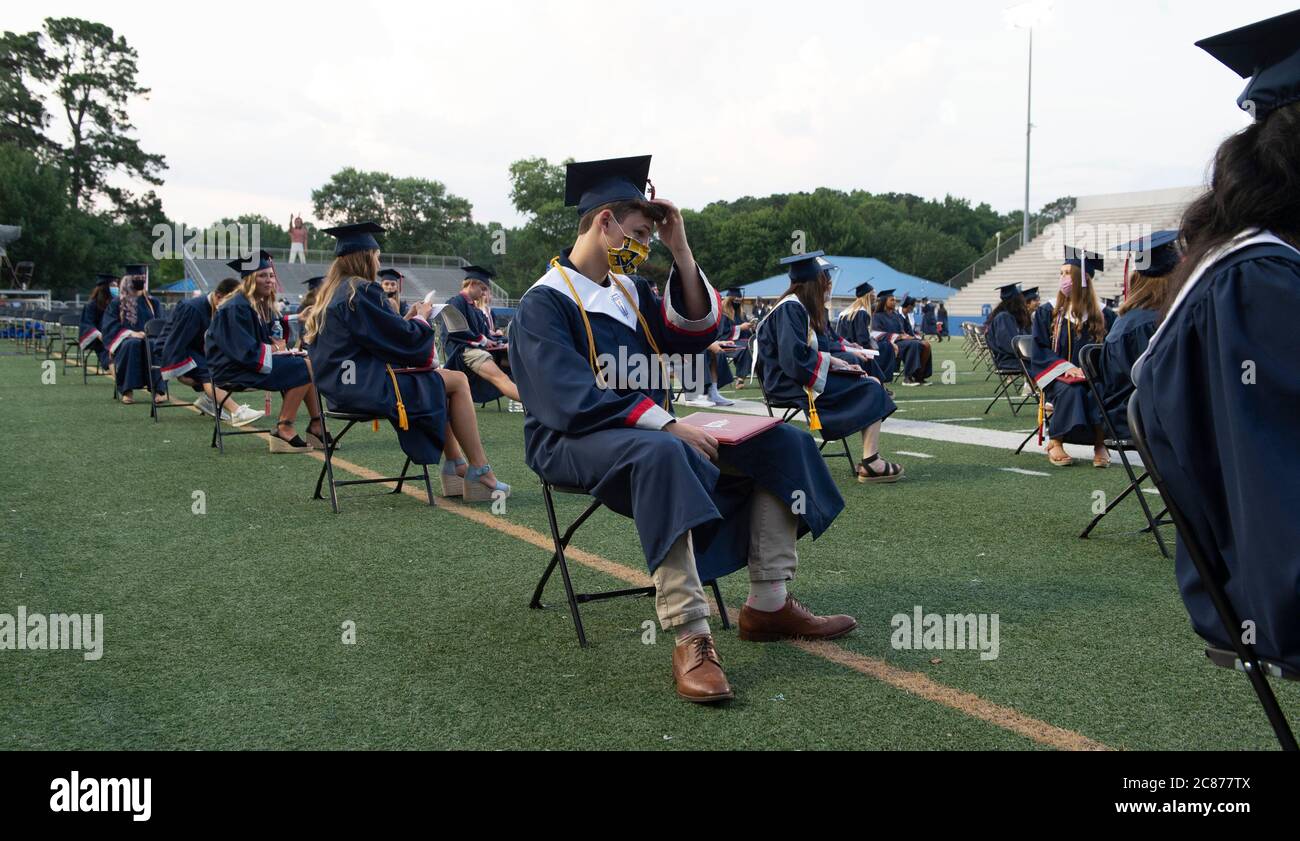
[1005,1,1051,245]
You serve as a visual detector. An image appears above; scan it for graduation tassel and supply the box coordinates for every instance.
[1122,256,1130,301]
[385,365,410,431]
[1037,393,1046,446]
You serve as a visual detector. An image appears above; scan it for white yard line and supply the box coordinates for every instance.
[894,451,934,459]
[1000,467,1051,477]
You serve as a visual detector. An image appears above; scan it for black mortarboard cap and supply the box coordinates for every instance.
[1112,229,1181,277]
[564,156,653,216]
[323,221,385,257]
[1196,10,1300,120]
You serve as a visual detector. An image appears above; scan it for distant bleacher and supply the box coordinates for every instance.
[945,186,1203,316]
[183,247,507,304]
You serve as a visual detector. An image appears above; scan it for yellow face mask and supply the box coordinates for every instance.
[604,217,651,274]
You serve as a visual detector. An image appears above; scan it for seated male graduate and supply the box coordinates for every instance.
[443,264,522,404]
[508,156,852,704]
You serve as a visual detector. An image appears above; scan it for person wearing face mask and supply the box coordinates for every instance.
[443,265,521,404]
[378,268,410,317]
[102,264,167,404]
[78,273,118,372]
[510,156,853,704]
[1028,247,1110,467]
[870,289,932,385]
[756,252,903,484]
[205,250,323,453]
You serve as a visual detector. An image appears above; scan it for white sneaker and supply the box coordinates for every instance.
[194,393,216,417]
[507,400,524,413]
[683,395,716,408]
[230,404,265,427]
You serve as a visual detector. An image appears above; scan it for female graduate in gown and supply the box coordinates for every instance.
[985,283,1031,372]
[1029,250,1109,467]
[1134,11,1300,669]
[836,282,897,384]
[304,223,508,499]
[756,252,903,483]
[1098,232,1177,438]
[78,274,117,370]
[721,290,755,386]
[101,265,166,404]
[920,299,938,337]
[871,290,932,385]
[205,251,322,453]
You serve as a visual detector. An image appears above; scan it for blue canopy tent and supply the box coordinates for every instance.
[159,277,199,294]
[737,256,951,304]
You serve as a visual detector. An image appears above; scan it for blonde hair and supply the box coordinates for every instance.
[301,250,380,344]
[842,292,874,318]
[233,269,281,324]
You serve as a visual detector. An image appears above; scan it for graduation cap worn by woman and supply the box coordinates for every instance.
[77,273,119,368]
[302,222,510,499]
[508,157,857,704]
[984,283,1030,372]
[1132,9,1300,677]
[835,279,898,383]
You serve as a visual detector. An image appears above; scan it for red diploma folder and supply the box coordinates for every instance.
[676,412,782,445]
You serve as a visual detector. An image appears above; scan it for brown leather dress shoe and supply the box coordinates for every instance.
[739,596,858,642]
[672,634,734,703]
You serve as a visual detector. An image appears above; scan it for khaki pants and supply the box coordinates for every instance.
[651,488,797,629]
[462,348,492,373]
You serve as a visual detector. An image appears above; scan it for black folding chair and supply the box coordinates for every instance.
[1128,391,1297,751]
[310,367,435,512]
[530,480,731,648]
[57,313,81,376]
[210,382,268,453]
[1011,335,1049,455]
[143,318,189,423]
[983,358,1032,416]
[1076,344,1171,557]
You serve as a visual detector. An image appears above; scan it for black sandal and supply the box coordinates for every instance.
[269,420,311,453]
[305,416,333,449]
[858,453,904,484]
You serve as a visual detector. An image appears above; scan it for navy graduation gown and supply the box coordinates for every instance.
[757,298,896,442]
[308,279,445,464]
[871,309,931,381]
[442,291,502,403]
[102,295,165,394]
[509,255,844,580]
[206,295,311,393]
[158,294,214,390]
[836,309,896,382]
[1097,308,1156,438]
[78,300,110,368]
[985,311,1026,372]
[920,303,938,334]
[1135,240,1300,668]
[1029,302,1103,444]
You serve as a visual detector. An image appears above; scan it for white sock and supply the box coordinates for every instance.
[746,580,788,612]
[675,618,711,643]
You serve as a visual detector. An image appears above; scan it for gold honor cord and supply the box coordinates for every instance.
[771,294,823,431]
[549,258,671,411]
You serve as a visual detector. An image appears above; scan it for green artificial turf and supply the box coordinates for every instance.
[0,339,1293,750]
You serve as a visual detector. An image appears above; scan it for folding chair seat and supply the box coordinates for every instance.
[1075,344,1171,557]
[1011,335,1051,456]
[142,318,189,423]
[209,381,269,453]
[309,366,435,512]
[530,479,731,647]
[1128,391,1297,751]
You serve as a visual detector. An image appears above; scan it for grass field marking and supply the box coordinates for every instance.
[894,451,934,459]
[930,417,985,423]
[304,445,1113,752]
[796,640,1113,751]
[999,468,1051,477]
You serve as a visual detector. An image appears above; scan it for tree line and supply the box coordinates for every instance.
[1,17,1072,300]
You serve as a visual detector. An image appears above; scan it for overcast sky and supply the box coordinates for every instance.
[11,0,1292,230]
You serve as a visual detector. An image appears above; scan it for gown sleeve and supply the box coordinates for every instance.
[160,302,204,380]
[770,303,830,395]
[446,294,491,349]
[508,287,676,434]
[348,287,438,368]
[652,262,721,356]
[1029,303,1072,387]
[79,302,104,349]
[101,300,130,355]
